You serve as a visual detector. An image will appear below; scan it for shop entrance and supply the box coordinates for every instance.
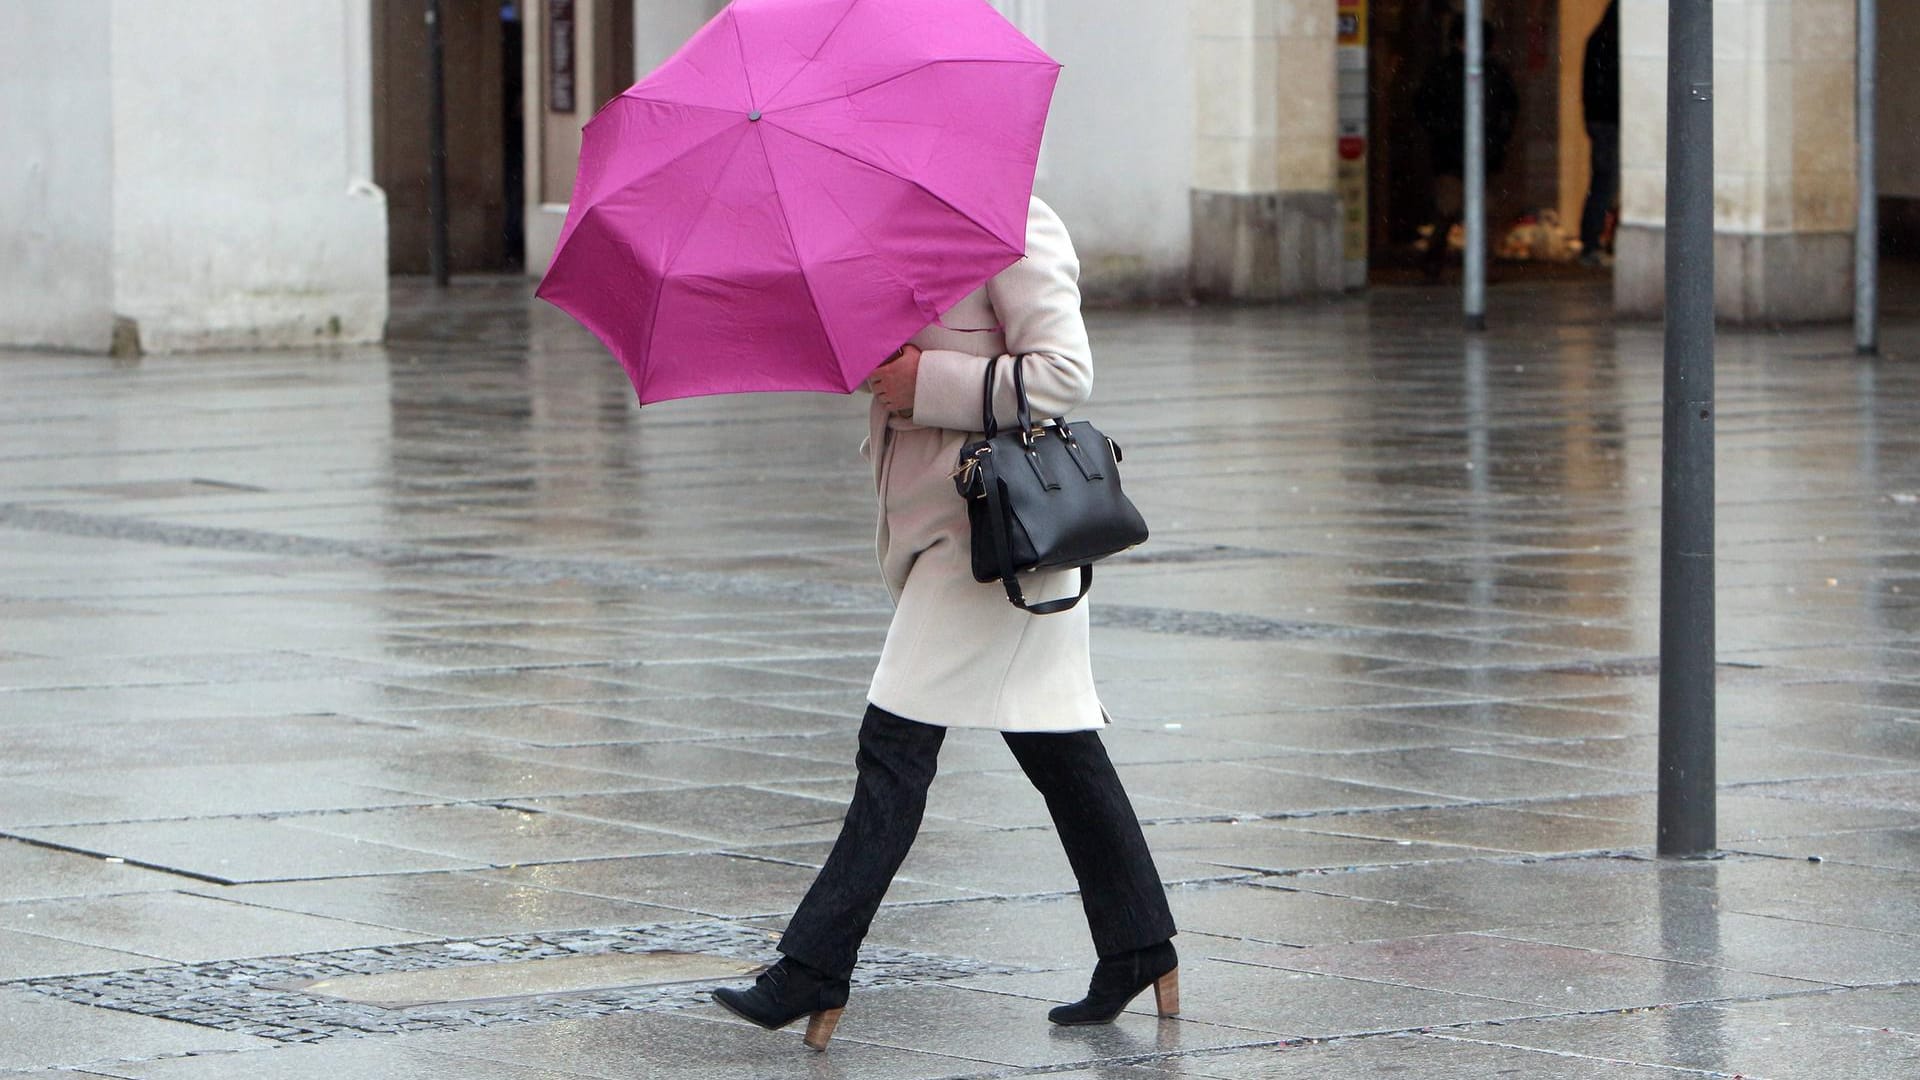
[372,1,526,274]
[1365,0,1615,280]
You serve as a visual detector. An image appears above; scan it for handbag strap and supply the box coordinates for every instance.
[1011,353,1035,436]
[982,471,1093,615]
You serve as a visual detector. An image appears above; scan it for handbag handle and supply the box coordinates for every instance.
[1011,354,1035,436]
[979,354,1003,438]
[978,353,1039,439]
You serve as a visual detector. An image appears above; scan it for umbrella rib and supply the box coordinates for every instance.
[726,6,760,109]
[761,122,1024,258]
[581,118,742,214]
[753,0,864,113]
[612,94,741,119]
[637,130,755,401]
[767,57,1059,115]
[752,124,850,389]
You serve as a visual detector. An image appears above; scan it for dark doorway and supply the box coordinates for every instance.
[373,0,523,274]
[1366,0,1585,281]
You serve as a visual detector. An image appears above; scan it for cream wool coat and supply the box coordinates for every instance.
[863,197,1106,732]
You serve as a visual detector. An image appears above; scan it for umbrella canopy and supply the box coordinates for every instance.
[536,0,1061,404]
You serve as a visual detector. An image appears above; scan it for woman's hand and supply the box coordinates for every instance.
[867,344,921,418]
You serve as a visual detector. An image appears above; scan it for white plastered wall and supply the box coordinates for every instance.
[1,1,117,351]
[1,0,387,353]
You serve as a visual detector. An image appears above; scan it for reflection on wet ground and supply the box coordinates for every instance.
[2,277,1919,1076]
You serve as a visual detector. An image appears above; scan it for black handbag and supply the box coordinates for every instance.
[952,355,1148,614]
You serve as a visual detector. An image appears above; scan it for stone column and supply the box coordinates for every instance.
[0,0,388,353]
[1189,0,1342,301]
[1615,0,1858,323]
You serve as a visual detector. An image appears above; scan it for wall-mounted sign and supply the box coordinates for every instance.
[548,0,576,113]
[1336,0,1368,289]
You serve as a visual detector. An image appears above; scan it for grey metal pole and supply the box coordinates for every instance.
[1857,0,1879,355]
[427,0,451,288]
[1463,1,1487,331]
[1659,0,1716,858]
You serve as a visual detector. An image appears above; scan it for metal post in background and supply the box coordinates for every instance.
[1857,0,1879,356]
[427,0,451,288]
[1463,1,1487,331]
[1658,0,1716,858]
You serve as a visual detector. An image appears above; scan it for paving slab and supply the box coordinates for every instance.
[1490,908,1920,987]
[1279,854,1724,927]
[1249,931,1823,1012]
[1439,991,1920,1080]
[562,695,853,736]
[508,740,851,786]
[480,852,979,916]
[13,816,481,884]
[1135,820,1481,874]
[0,928,167,981]
[955,959,1549,1041]
[1112,761,1457,817]
[1250,746,1646,802]
[315,750,673,801]
[404,1007,995,1078]
[1525,790,1920,841]
[277,803,706,865]
[185,872,685,938]
[1751,771,1920,813]
[1113,1034,1697,1078]
[0,891,422,963]
[1279,805,1646,854]
[1733,825,1920,871]
[1702,857,1920,936]
[0,838,179,901]
[0,764,439,826]
[514,784,869,847]
[0,987,269,1072]
[1160,880,1502,947]
[1472,735,1915,785]
[84,1038,599,1080]
[389,703,708,746]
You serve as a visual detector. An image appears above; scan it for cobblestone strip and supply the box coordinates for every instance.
[19,920,1031,1044]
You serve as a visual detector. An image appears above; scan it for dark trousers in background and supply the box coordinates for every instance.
[1582,122,1620,256]
[778,704,1178,978]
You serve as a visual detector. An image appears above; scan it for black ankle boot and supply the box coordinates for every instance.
[1048,940,1179,1025]
[712,956,851,1050]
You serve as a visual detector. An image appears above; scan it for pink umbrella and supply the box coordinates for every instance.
[536,0,1061,405]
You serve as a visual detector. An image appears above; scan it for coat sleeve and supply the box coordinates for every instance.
[908,198,1094,432]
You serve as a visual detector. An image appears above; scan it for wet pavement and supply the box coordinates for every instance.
[3,276,1920,1077]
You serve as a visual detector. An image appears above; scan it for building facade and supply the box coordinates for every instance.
[2,1,1913,354]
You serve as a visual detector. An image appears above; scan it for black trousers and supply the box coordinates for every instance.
[778,704,1178,978]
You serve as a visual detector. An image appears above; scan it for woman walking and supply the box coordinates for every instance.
[712,196,1179,1049]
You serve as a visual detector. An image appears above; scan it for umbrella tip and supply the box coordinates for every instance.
[748,110,762,122]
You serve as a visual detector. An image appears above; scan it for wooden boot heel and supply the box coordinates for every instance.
[1152,969,1180,1016]
[803,1007,843,1050]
